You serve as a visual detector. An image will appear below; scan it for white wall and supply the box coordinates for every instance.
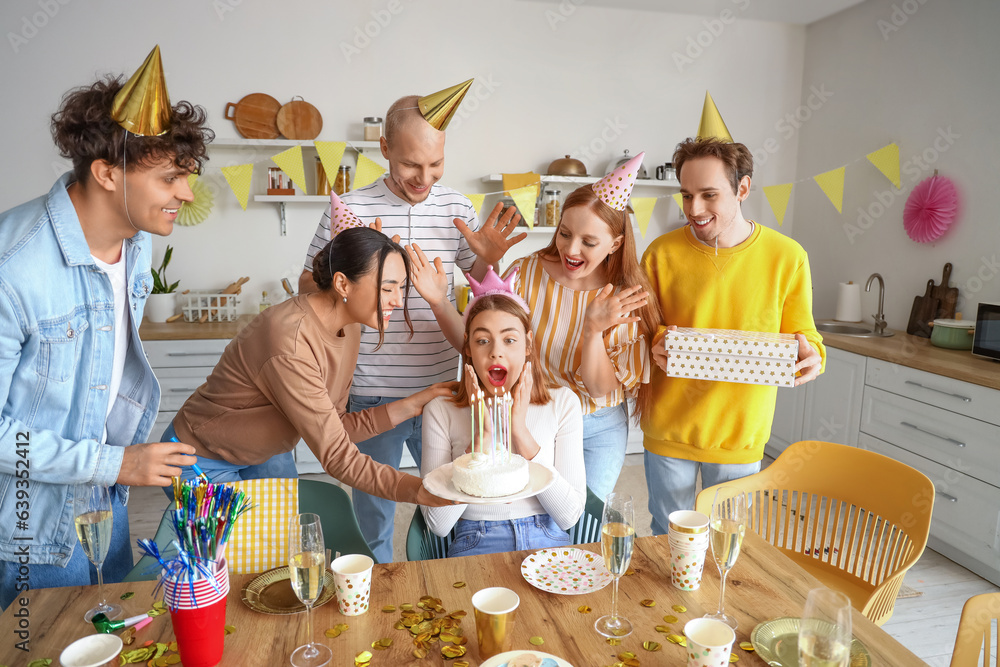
[0,0,805,312]
[793,0,999,328]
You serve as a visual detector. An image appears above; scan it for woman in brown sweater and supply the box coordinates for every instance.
[164,227,455,507]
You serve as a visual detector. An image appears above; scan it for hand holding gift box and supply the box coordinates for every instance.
[663,328,800,387]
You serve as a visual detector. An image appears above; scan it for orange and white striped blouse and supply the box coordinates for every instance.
[505,253,650,416]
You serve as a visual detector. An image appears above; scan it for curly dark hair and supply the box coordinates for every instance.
[51,76,214,183]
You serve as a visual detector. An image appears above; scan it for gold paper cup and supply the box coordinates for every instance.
[472,586,519,660]
[668,510,710,535]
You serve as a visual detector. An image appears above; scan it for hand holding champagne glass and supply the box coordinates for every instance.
[703,486,747,629]
[288,513,331,667]
[798,587,852,667]
[595,492,634,638]
[72,484,121,623]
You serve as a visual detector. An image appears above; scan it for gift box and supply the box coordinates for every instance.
[664,328,799,387]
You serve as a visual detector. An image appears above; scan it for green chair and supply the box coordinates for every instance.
[405,487,605,561]
[124,478,375,582]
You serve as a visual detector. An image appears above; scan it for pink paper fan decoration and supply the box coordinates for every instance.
[903,174,959,243]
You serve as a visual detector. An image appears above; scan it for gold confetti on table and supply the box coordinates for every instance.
[739,641,755,652]
[606,637,622,646]
[578,604,592,613]
[413,647,428,659]
[371,638,393,650]
[453,581,467,588]
[640,598,656,607]
[666,634,687,646]
[382,604,397,612]
[120,591,135,600]
[224,625,236,635]
[26,660,52,667]
[617,652,640,667]
[529,636,545,645]
[442,645,467,658]
[325,627,342,638]
[643,640,662,652]
[730,653,740,662]
[454,661,470,667]
[354,650,373,666]
[655,624,672,634]
[671,604,687,613]
[663,614,678,623]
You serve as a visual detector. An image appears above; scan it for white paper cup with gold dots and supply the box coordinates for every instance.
[330,554,373,616]
[684,618,735,667]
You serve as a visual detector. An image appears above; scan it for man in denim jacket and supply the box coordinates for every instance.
[0,73,211,610]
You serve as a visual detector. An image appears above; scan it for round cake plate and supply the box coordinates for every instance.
[422,461,555,505]
[521,547,612,595]
[480,650,574,667]
[750,617,871,667]
[241,566,336,615]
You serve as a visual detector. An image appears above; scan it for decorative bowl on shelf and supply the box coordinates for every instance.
[546,155,587,176]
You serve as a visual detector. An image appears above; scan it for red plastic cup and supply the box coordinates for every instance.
[163,558,230,667]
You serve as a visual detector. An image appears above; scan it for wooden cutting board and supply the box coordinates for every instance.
[276,99,323,140]
[224,93,281,139]
[930,262,959,319]
[906,279,939,338]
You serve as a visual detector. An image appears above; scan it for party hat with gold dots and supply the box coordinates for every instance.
[592,151,645,211]
[111,45,171,136]
[418,79,474,131]
[697,91,733,142]
[329,191,366,237]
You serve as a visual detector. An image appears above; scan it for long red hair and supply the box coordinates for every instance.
[538,185,661,422]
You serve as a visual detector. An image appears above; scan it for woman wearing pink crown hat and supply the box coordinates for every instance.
[407,153,659,501]
[161,192,458,515]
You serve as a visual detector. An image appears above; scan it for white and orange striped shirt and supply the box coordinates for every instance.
[505,253,650,415]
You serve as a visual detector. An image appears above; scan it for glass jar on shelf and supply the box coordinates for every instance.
[543,189,561,227]
[334,166,351,195]
[363,117,383,141]
[315,157,330,196]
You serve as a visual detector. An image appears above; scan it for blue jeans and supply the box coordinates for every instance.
[348,395,422,564]
[582,403,629,501]
[0,485,132,612]
[159,422,298,500]
[447,514,571,558]
[644,451,761,536]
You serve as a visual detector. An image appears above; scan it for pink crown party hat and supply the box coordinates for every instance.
[329,190,366,237]
[592,151,645,211]
[464,265,529,316]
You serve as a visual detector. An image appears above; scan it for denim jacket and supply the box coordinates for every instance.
[0,173,160,566]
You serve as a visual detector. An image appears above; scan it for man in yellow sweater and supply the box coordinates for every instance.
[640,138,825,534]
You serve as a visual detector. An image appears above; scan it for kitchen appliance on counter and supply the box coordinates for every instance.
[973,302,1000,360]
[929,318,975,350]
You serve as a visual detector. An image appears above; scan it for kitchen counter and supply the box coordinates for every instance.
[822,329,1000,391]
[139,314,254,341]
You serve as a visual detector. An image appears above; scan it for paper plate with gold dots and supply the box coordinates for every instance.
[521,547,612,595]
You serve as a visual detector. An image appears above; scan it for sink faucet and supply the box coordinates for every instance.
[866,273,887,335]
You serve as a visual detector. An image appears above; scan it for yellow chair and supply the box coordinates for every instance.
[695,440,934,626]
[950,592,1000,666]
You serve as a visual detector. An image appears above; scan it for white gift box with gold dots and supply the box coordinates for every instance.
[664,328,799,387]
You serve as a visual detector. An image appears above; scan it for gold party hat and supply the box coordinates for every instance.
[696,91,733,143]
[111,45,171,136]
[418,79,473,131]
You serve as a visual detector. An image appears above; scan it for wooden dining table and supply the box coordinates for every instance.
[1,531,925,666]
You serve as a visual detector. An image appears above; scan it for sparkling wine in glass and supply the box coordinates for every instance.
[72,484,121,623]
[595,492,635,638]
[798,587,852,667]
[704,486,747,629]
[289,513,331,667]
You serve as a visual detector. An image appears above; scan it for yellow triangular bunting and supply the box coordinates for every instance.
[866,143,901,189]
[353,154,387,190]
[509,184,539,230]
[221,163,253,210]
[813,166,846,213]
[465,194,486,218]
[630,197,657,238]
[314,141,346,194]
[763,183,794,226]
[502,172,540,197]
[271,146,308,194]
[671,192,685,215]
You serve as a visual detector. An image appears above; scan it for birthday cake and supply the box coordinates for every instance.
[452,452,529,498]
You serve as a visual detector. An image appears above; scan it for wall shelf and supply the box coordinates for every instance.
[480,173,679,189]
[212,138,380,151]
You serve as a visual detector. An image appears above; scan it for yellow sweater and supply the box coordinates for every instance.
[640,224,826,464]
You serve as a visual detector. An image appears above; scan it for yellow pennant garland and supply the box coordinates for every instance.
[813,166,846,213]
[866,143,901,189]
[763,184,794,226]
[631,197,657,238]
[465,194,486,218]
[271,146,309,194]
[509,184,539,229]
[671,192,685,216]
[354,154,387,190]
[221,163,254,210]
[315,141,347,194]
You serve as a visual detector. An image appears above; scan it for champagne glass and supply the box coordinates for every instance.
[798,587,852,667]
[595,492,635,638]
[72,484,121,623]
[289,513,331,667]
[704,486,747,629]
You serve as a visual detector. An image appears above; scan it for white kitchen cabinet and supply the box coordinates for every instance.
[765,382,805,458]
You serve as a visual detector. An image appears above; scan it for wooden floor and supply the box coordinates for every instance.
[126,454,999,665]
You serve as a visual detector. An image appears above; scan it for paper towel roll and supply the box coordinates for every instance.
[835,282,862,322]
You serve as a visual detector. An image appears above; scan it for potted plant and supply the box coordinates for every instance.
[145,245,180,322]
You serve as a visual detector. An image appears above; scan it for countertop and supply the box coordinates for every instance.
[822,329,1000,391]
[139,314,254,341]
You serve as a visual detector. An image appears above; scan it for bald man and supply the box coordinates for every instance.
[299,96,523,563]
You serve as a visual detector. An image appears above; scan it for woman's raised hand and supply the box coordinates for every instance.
[511,361,533,429]
[369,217,401,244]
[388,381,458,426]
[584,284,648,337]
[405,243,450,305]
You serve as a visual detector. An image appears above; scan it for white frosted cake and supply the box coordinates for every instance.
[452,452,529,498]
